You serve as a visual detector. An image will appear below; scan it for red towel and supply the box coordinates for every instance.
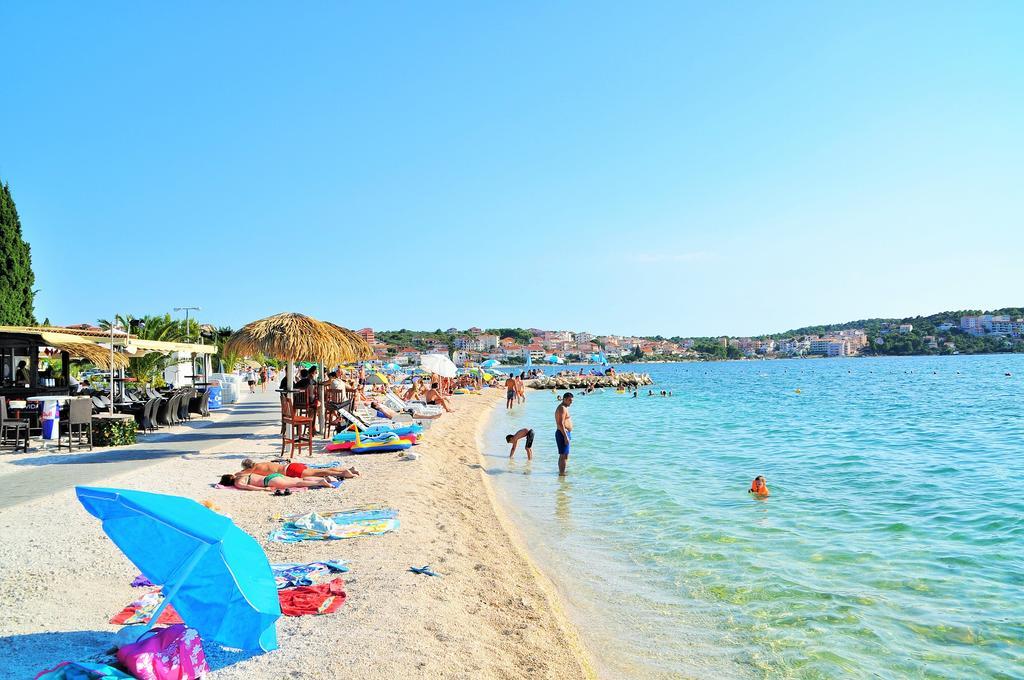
[112,578,347,625]
[278,578,347,616]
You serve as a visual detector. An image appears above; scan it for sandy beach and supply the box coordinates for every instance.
[0,389,593,679]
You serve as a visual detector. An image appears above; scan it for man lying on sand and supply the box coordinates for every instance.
[238,459,360,480]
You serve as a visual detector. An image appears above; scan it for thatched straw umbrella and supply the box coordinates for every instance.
[322,322,374,363]
[225,313,369,368]
[224,313,372,435]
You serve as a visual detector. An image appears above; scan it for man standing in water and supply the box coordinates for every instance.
[505,375,517,409]
[555,392,573,476]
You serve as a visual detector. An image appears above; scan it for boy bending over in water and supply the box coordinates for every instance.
[505,428,534,460]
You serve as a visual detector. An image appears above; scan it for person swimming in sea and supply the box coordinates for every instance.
[748,476,769,497]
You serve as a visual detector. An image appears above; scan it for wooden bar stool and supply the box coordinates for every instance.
[281,396,313,458]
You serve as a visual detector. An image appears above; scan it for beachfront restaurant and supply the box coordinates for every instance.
[1,326,216,450]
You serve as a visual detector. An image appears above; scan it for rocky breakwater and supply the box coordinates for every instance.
[529,372,653,390]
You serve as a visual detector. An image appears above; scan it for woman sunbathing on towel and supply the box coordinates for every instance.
[219,471,333,492]
[239,459,360,480]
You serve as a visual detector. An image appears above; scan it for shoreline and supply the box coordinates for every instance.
[0,388,593,679]
[471,396,597,679]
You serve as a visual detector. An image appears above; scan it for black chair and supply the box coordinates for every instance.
[197,389,210,417]
[132,396,159,433]
[0,397,30,452]
[59,398,93,452]
[178,389,193,422]
[141,396,161,433]
[156,395,174,426]
[168,393,183,425]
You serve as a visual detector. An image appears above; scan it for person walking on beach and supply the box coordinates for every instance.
[259,365,268,392]
[555,392,573,476]
[505,375,517,409]
[516,372,527,404]
[506,428,534,460]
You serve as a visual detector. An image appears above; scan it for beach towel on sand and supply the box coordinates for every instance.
[278,578,347,616]
[34,661,133,680]
[272,504,398,523]
[110,590,184,626]
[114,579,348,624]
[268,511,399,543]
[130,560,349,591]
[272,560,349,589]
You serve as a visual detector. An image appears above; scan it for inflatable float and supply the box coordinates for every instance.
[332,423,423,442]
[326,433,413,454]
[326,432,417,450]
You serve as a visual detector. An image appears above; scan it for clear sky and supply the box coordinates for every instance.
[2,2,1021,337]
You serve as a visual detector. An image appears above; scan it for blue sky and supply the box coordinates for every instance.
[2,2,1021,337]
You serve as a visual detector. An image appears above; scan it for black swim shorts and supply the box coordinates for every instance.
[525,429,535,448]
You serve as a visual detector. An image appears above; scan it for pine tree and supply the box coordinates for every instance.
[0,181,36,325]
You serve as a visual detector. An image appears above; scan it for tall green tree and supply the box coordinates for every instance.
[98,313,188,386]
[0,181,36,325]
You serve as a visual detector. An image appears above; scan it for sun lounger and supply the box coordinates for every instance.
[382,391,443,418]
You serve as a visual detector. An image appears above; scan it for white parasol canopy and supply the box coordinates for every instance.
[420,353,458,378]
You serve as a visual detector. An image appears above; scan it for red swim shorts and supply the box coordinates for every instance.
[285,462,308,478]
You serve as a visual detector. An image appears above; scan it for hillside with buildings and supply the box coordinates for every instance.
[359,309,1024,366]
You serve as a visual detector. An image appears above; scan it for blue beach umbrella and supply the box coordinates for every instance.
[76,486,280,652]
[481,359,500,368]
[383,362,401,372]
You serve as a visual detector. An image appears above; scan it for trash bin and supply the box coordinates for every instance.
[207,384,223,410]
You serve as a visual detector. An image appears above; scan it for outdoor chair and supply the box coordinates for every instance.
[177,389,193,421]
[156,394,176,426]
[382,390,443,418]
[0,396,30,452]
[281,396,313,458]
[167,393,183,425]
[324,388,347,434]
[188,389,206,417]
[139,396,161,433]
[197,389,211,417]
[58,398,93,452]
[91,396,107,412]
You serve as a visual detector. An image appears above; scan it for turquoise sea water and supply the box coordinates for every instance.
[482,356,1024,679]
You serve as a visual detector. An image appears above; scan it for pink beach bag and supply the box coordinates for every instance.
[116,624,209,680]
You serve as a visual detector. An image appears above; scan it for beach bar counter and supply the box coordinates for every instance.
[2,326,217,447]
[0,329,77,399]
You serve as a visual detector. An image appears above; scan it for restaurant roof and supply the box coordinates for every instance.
[0,326,215,356]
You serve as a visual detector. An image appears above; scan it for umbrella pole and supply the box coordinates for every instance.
[285,361,294,442]
[141,542,211,634]
[318,359,326,439]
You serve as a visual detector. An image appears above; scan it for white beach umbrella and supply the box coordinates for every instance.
[420,353,457,378]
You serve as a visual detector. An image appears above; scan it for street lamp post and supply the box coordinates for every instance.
[174,306,201,385]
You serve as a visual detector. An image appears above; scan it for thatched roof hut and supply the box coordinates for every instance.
[224,313,371,366]
[322,321,374,363]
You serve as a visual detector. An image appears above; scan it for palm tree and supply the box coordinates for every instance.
[98,313,188,386]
